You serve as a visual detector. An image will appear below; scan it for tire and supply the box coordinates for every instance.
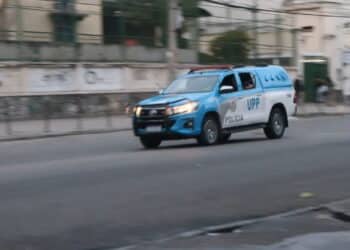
[264,107,286,139]
[219,133,231,143]
[197,116,220,146]
[140,136,162,149]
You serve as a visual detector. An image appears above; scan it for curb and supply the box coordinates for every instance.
[113,206,321,250]
[0,128,132,142]
[114,197,350,250]
[296,112,350,117]
[176,206,320,239]
[295,105,350,117]
[322,198,350,222]
[0,112,348,142]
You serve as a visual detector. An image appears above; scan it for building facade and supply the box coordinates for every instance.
[200,0,350,97]
[0,0,198,64]
[285,0,349,94]
[199,0,294,65]
[0,0,102,43]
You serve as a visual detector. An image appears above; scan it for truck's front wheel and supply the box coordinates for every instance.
[140,136,162,149]
[197,116,220,146]
[264,107,286,139]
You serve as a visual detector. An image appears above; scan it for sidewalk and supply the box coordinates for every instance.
[128,199,350,250]
[0,103,349,141]
[297,103,350,117]
[0,115,132,141]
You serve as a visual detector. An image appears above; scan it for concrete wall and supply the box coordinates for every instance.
[0,63,297,97]
[0,42,197,63]
[0,64,169,96]
[0,63,299,120]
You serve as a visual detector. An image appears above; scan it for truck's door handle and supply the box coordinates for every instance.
[238,97,244,100]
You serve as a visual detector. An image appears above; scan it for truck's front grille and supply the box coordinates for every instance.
[134,105,175,130]
[139,106,166,120]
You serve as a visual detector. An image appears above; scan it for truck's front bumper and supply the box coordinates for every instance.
[133,113,202,139]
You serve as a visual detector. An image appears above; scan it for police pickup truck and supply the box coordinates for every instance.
[133,65,296,149]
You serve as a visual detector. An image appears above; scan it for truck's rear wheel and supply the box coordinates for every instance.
[140,136,162,149]
[197,116,220,146]
[264,107,286,139]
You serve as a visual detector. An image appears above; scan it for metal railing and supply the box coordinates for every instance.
[0,94,142,137]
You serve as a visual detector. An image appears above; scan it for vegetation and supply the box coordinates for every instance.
[103,0,198,47]
[209,30,251,64]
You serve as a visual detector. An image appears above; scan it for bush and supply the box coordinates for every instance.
[210,30,251,64]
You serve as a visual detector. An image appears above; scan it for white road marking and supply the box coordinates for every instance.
[289,116,299,121]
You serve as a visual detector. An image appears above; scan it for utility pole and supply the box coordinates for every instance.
[292,28,298,68]
[274,14,282,65]
[252,0,259,63]
[226,0,232,26]
[291,13,300,71]
[167,0,179,82]
[14,0,23,60]
[14,0,22,41]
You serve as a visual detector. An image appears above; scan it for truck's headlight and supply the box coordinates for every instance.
[134,106,142,117]
[166,101,199,116]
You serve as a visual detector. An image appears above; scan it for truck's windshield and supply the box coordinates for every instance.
[164,75,219,94]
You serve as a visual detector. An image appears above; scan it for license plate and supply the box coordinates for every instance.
[145,126,162,133]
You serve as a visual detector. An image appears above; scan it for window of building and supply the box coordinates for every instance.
[51,0,86,43]
[54,17,76,43]
[55,0,75,11]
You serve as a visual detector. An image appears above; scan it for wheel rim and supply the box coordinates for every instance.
[204,120,218,144]
[272,112,284,135]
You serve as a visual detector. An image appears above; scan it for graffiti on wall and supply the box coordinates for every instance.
[82,68,122,91]
[0,65,195,95]
[28,68,76,92]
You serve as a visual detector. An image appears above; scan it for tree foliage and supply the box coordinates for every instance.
[103,0,199,46]
[210,30,251,64]
[104,0,198,25]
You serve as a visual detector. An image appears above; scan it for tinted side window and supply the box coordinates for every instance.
[239,73,256,90]
[220,74,238,93]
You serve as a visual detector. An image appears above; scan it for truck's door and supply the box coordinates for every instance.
[236,71,266,125]
[218,74,245,128]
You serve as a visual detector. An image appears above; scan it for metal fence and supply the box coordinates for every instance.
[0,93,152,137]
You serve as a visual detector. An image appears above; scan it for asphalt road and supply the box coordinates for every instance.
[0,116,350,250]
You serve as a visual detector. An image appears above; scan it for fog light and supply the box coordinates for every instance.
[184,119,194,129]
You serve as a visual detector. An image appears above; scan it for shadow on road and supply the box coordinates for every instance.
[150,137,268,151]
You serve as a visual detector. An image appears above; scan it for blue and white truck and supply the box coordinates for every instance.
[133,65,296,149]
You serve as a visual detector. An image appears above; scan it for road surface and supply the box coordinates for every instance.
[0,116,349,250]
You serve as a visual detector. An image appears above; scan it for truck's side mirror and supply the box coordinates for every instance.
[220,85,234,94]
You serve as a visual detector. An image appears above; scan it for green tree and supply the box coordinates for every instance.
[103,0,199,46]
[210,30,251,64]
